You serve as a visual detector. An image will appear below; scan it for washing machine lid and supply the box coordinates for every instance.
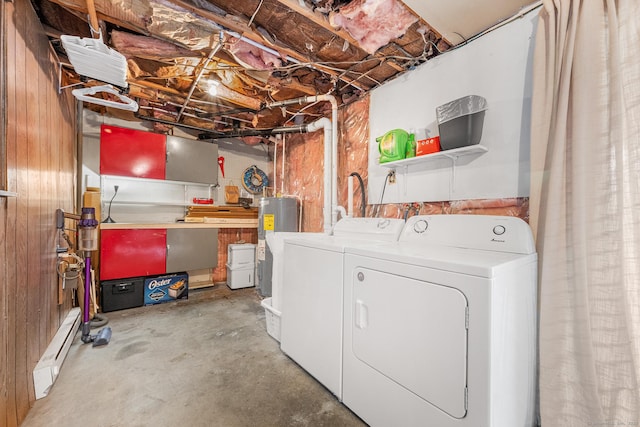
[283,218,405,252]
[346,243,537,278]
[332,217,405,240]
[283,234,390,252]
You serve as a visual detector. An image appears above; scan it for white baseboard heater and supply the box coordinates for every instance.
[33,307,81,399]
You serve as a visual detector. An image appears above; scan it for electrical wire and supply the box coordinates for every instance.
[441,2,543,52]
[282,101,322,125]
[259,140,271,160]
[349,172,366,217]
[149,55,422,74]
[374,171,393,217]
[248,0,265,28]
[56,252,85,281]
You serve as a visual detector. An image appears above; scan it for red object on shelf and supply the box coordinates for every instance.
[100,229,167,280]
[192,198,214,204]
[416,136,441,156]
[100,124,166,179]
[218,156,225,178]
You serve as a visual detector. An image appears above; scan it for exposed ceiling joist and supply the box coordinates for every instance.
[272,0,361,48]
[35,0,536,136]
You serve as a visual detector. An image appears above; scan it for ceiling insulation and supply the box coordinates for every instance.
[329,0,419,55]
[33,0,537,137]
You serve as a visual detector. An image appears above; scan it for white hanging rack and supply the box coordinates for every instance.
[71,84,139,112]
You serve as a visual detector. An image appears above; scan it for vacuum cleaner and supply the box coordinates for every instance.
[57,207,112,347]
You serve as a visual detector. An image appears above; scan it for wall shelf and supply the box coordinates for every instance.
[377,144,489,196]
[111,201,214,207]
[378,144,488,170]
[100,175,215,223]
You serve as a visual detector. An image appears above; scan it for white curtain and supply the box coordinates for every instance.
[530,0,640,426]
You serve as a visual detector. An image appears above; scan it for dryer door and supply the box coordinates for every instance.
[352,267,468,418]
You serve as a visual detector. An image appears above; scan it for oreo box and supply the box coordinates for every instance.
[144,272,188,305]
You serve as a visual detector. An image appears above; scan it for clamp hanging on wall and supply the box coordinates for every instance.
[242,165,269,194]
[218,156,225,178]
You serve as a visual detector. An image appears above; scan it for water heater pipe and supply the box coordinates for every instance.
[281,134,286,195]
[267,94,344,233]
[348,175,354,217]
[198,94,343,233]
[272,135,278,195]
[306,117,332,234]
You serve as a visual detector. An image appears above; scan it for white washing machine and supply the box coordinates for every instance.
[342,214,537,427]
[280,217,405,398]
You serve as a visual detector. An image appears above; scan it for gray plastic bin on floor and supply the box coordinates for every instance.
[436,95,488,151]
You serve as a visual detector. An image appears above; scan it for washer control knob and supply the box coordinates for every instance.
[493,225,506,235]
[357,272,365,282]
[413,219,428,234]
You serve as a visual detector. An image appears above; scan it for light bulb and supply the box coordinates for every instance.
[208,82,218,96]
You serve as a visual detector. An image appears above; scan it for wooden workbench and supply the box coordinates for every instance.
[99,218,258,229]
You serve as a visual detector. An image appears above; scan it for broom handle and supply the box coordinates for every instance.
[84,257,91,323]
[85,0,101,39]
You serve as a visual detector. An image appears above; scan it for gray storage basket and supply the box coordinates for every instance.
[436,95,488,151]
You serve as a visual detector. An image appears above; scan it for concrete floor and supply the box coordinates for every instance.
[22,285,367,427]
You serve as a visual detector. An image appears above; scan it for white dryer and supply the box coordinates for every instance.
[342,214,537,427]
[280,217,405,399]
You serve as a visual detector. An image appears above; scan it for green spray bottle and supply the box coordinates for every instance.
[405,129,417,158]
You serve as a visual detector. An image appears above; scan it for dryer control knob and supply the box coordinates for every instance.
[413,219,428,233]
[493,225,506,235]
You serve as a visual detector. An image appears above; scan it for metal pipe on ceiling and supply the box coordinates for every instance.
[199,125,308,139]
[176,31,224,122]
[138,111,306,139]
[134,113,226,136]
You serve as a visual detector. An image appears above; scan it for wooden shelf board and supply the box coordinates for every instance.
[189,280,215,290]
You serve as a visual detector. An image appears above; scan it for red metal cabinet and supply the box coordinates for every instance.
[100,124,166,179]
[100,229,167,280]
[100,228,218,281]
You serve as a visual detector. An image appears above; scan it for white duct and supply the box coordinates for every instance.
[268,94,345,234]
[272,135,278,194]
[313,95,344,229]
[307,117,333,234]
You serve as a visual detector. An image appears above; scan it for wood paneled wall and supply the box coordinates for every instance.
[1,0,78,425]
